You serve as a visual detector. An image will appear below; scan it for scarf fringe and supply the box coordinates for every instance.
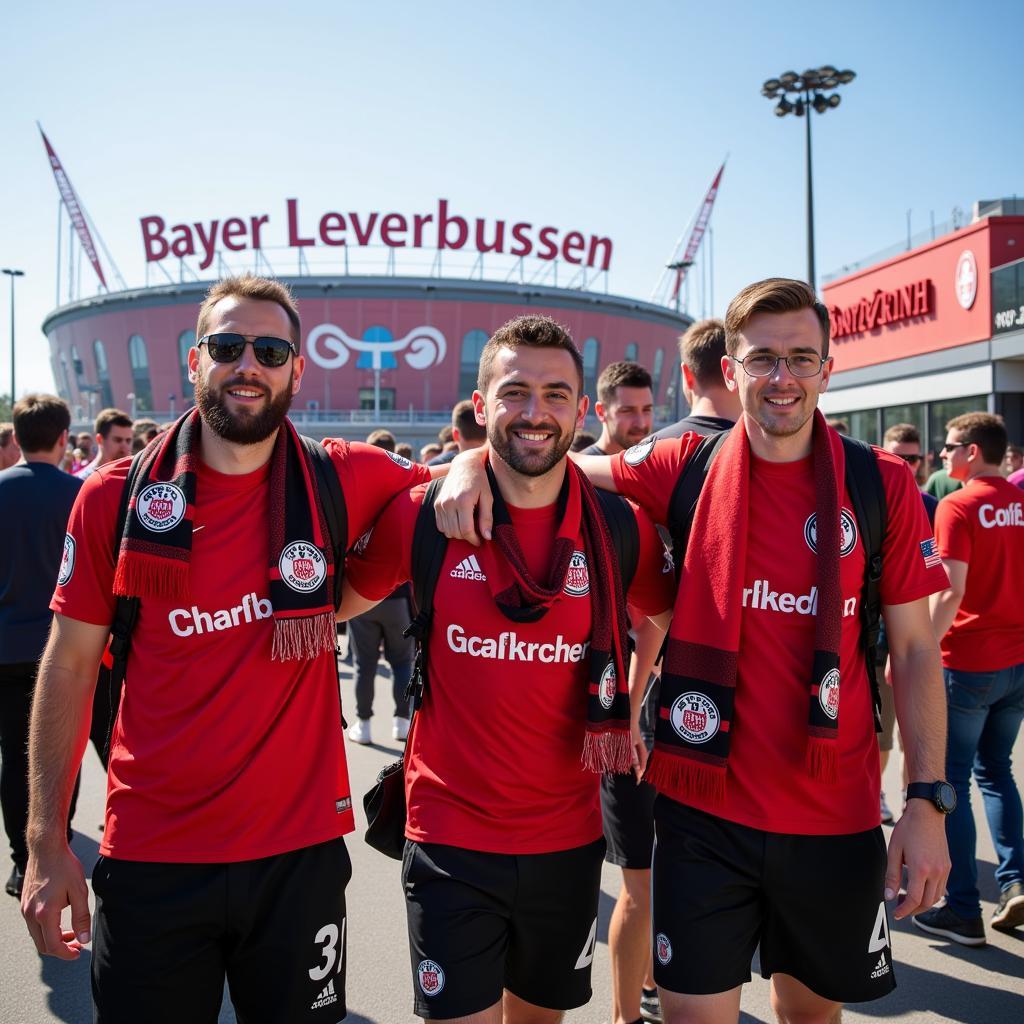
[645,750,727,805]
[272,612,338,662]
[582,728,633,775]
[805,737,838,784]
[113,557,189,601]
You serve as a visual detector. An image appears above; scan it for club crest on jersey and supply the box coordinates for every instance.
[599,662,617,710]
[656,933,673,965]
[670,692,721,744]
[564,550,590,596]
[136,482,187,533]
[417,959,445,996]
[624,437,655,466]
[58,534,76,586]
[279,541,327,593]
[803,508,858,557]
[818,668,840,720]
[386,448,413,470]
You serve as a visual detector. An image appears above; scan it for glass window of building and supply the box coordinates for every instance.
[624,342,639,363]
[928,396,987,455]
[652,348,665,401]
[359,387,395,411]
[459,329,489,401]
[70,345,86,387]
[883,404,927,445]
[582,338,600,403]
[178,330,196,406]
[93,340,114,409]
[847,409,880,445]
[128,334,154,413]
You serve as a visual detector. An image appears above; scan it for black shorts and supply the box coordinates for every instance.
[92,837,352,1024]
[652,798,896,1005]
[601,771,657,869]
[402,838,605,1019]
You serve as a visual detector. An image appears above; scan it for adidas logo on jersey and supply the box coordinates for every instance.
[310,979,338,1009]
[870,954,890,979]
[450,555,487,581]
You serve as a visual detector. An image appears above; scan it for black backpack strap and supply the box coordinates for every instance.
[594,488,640,598]
[402,479,450,711]
[301,435,348,610]
[841,435,888,732]
[666,429,731,575]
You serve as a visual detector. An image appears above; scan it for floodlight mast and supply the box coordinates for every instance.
[761,66,856,289]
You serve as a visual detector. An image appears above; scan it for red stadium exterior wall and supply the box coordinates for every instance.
[43,277,688,425]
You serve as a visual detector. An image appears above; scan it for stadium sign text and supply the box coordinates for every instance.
[140,198,614,272]
[828,278,932,340]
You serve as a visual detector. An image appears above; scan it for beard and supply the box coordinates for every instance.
[195,368,294,445]
[488,418,574,478]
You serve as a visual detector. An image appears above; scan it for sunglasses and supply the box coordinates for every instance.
[940,442,970,454]
[895,453,922,465]
[198,333,297,368]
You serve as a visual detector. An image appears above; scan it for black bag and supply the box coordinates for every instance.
[361,758,408,860]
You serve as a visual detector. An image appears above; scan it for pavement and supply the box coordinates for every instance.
[2,651,1022,1024]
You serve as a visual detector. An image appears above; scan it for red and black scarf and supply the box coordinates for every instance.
[112,409,337,661]
[475,459,633,774]
[645,410,845,804]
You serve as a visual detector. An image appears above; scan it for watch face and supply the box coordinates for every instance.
[936,782,957,814]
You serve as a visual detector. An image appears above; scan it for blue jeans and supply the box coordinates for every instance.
[943,663,1024,918]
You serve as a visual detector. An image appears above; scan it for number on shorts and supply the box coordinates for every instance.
[867,902,890,954]
[574,917,598,970]
[309,918,346,980]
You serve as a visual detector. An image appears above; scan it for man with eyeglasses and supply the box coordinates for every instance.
[21,275,437,1024]
[434,278,952,1024]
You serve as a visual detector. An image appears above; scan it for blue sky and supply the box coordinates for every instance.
[3,0,1022,395]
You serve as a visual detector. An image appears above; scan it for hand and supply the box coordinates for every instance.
[22,843,91,959]
[434,447,492,545]
[631,721,649,782]
[884,799,950,920]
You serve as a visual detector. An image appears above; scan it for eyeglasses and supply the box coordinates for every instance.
[731,352,828,378]
[940,442,970,454]
[198,333,297,368]
[895,453,923,465]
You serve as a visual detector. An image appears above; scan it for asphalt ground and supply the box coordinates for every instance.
[2,651,1022,1024]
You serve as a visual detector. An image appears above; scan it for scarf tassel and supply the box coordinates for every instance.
[805,737,838,784]
[272,612,338,662]
[113,556,189,602]
[582,727,633,775]
[644,749,727,805]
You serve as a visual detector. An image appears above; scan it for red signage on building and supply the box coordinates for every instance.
[829,279,931,340]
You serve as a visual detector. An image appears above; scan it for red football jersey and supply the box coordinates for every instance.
[51,438,428,862]
[934,475,1024,671]
[346,484,674,854]
[612,434,949,835]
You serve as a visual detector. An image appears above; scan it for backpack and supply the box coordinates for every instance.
[95,436,348,761]
[401,479,641,711]
[664,429,888,729]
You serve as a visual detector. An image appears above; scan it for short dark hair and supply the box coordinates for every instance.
[478,315,584,394]
[947,412,1008,465]
[883,422,921,446]
[13,394,71,453]
[679,319,727,389]
[725,278,831,359]
[570,431,597,452]
[94,407,133,438]
[437,425,454,445]
[596,361,653,406]
[452,399,486,442]
[366,429,397,452]
[196,274,301,346]
[825,417,849,435]
[395,442,414,461]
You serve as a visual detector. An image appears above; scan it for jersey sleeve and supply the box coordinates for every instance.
[49,466,125,626]
[344,486,423,601]
[323,438,431,548]
[876,452,950,606]
[610,434,701,527]
[624,501,676,616]
[933,494,972,563]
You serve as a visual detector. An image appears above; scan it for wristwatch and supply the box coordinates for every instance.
[906,781,957,815]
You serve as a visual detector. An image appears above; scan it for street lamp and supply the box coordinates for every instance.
[2,268,25,404]
[761,67,855,289]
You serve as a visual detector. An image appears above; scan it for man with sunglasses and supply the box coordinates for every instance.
[22,275,434,1024]
[435,278,952,1024]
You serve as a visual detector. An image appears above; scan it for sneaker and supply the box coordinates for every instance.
[991,882,1024,932]
[347,718,372,745]
[392,716,410,742]
[5,864,24,898]
[640,986,662,1022]
[912,904,986,946]
[880,791,894,825]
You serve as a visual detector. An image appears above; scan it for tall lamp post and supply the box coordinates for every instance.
[2,268,25,405]
[761,67,855,289]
